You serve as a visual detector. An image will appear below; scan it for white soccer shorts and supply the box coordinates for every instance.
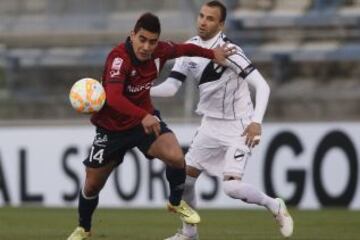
[185,116,252,178]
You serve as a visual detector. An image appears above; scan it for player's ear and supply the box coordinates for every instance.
[219,21,225,31]
[130,31,135,42]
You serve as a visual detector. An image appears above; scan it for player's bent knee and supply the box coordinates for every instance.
[184,175,197,189]
[164,151,185,168]
[223,179,241,199]
[83,182,102,197]
[167,157,185,169]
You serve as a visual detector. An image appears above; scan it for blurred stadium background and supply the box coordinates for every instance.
[1,0,360,239]
[1,0,359,121]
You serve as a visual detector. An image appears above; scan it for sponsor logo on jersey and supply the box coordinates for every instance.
[111,57,123,70]
[127,82,153,93]
[188,61,197,69]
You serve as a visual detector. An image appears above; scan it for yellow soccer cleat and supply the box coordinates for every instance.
[167,200,201,224]
[67,227,91,240]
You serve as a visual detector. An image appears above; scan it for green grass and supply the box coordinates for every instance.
[0,207,359,240]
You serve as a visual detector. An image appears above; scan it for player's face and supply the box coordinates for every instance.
[130,28,159,61]
[197,5,224,41]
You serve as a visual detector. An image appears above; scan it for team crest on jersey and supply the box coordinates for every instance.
[94,133,108,147]
[110,57,123,77]
[234,149,245,161]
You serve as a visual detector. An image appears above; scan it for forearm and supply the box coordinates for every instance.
[174,43,214,59]
[105,83,148,118]
[150,78,182,97]
[245,70,270,124]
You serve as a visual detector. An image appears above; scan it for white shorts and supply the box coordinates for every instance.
[185,116,252,178]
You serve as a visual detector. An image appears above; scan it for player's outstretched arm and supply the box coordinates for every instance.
[171,42,234,65]
[150,78,182,97]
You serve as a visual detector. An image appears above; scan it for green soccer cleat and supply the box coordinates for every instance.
[167,200,201,224]
[67,227,91,240]
[274,198,294,238]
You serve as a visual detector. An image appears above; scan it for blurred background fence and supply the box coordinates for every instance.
[0,0,359,122]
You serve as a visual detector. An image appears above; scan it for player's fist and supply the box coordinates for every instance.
[141,114,161,137]
[242,122,262,148]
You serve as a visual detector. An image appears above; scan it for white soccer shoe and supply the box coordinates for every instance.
[274,198,294,238]
[164,231,199,240]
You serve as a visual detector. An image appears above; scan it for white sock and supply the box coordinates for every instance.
[181,176,198,237]
[223,180,279,214]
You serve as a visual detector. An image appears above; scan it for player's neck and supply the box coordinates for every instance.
[199,31,222,47]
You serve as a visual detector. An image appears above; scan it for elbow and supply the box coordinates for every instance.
[167,89,178,97]
[105,98,116,109]
[105,95,121,109]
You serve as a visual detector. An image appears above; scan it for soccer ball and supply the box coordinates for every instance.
[69,78,106,113]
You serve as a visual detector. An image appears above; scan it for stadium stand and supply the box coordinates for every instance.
[0,0,359,121]
[228,0,360,121]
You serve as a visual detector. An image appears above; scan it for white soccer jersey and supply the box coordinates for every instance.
[170,32,256,120]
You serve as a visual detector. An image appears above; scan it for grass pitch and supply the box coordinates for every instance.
[0,207,359,240]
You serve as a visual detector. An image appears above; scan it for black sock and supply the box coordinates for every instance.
[166,165,186,206]
[78,190,99,232]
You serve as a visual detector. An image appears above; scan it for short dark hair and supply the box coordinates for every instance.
[206,1,227,22]
[133,12,161,34]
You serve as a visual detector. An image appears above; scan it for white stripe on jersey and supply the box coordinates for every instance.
[171,32,254,120]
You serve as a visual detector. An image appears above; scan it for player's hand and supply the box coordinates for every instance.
[141,114,161,137]
[242,122,262,148]
[212,43,236,66]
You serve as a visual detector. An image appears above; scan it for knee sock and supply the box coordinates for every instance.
[78,189,99,232]
[166,165,186,206]
[181,176,198,237]
[223,180,279,214]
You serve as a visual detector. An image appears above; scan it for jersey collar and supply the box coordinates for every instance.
[125,37,143,66]
[199,31,223,49]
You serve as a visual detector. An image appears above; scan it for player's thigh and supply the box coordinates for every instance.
[223,145,251,180]
[186,145,225,177]
[84,127,129,168]
[185,129,225,176]
[84,160,118,195]
[147,132,184,168]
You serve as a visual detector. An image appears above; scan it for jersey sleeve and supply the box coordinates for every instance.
[103,51,148,118]
[160,41,215,60]
[150,57,188,97]
[245,70,270,124]
[225,44,256,79]
[168,57,190,83]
